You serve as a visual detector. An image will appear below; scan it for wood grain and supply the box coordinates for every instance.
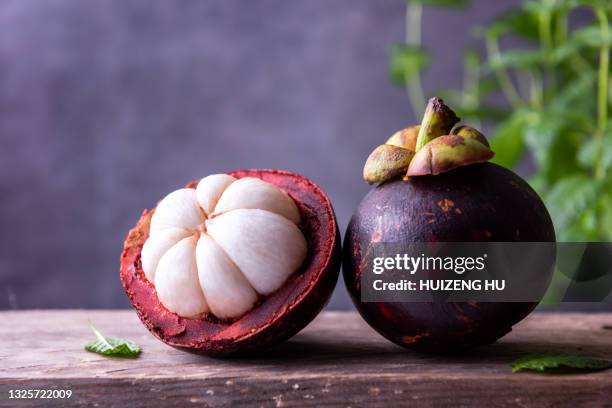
[0,311,611,407]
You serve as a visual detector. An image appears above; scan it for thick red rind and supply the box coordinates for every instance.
[120,169,341,356]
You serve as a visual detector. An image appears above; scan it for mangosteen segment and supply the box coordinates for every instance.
[141,175,307,320]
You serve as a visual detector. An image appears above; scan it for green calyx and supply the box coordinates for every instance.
[414,97,460,151]
[407,135,494,176]
[386,125,419,150]
[363,144,415,184]
[362,97,495,183]
[450,124,489,147]
[362,126,419,184]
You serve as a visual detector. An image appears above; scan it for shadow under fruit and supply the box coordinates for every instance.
[343,97,556,353]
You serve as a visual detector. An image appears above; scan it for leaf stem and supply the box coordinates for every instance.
[462,53,481,129]
[554,7,567,46]
[405,1,426,116]
[538,4,555,101]
[528,70,544,109]
[538,7,553,51]
[594,7,609,180]
[486,36,523,108]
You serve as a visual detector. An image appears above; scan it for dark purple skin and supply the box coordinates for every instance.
[343,162,556,353]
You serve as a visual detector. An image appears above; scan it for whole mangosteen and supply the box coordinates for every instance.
[344,98,555,353]
[121,169,341,356]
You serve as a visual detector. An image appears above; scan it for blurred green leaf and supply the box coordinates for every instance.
[571,25,612,48]
[562,208,601,241]
[600,195,612,240]
[524,113,563,169]
[549,40,583,63]
[451,76,499,102]
[565,0,612,12]
[485,49,546,71]
[457,106,509,121]
[524,110,585,183]
[551,72,597,111]
[546,175,603,232]
[549,128,585,183]
[409,0,469,7]
[524,0,567,15]
[578,133,612,172]
[464,49,480,68]
[549,26,612,64]
[479,9,539,40]
[490,110,530,168]
[389,45,430,86]
[528,174,547,193]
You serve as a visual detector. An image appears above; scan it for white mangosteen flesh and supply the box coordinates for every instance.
[141,175,307,319]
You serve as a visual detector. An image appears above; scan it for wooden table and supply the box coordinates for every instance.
[0,310,611,407]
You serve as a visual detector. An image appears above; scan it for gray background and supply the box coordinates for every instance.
[0,0,519,310]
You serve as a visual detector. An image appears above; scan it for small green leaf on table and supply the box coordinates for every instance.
[512,353,612,373]
[85,325,141,358]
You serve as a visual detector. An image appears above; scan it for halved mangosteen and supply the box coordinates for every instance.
[120,169,341,356]
[344,98,556,353]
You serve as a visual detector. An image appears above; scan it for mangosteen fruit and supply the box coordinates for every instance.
[344,97,556,353]
[120,169,341,356]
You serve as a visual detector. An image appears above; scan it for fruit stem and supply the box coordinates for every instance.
[414,97,460,152]
[485,35,523,109]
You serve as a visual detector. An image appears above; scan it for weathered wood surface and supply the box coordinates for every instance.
[0,310,611,407]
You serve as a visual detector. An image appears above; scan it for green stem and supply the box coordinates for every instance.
[462,53,481,129]
[594,7,609,180]
[538,5,555,102]
[554,8,567,46]
[405,1,426,116]
[527,70,544,109]
[462,54,478,107]
[407,1,421,46]
[538,8,553,51]
[486,36,523,108]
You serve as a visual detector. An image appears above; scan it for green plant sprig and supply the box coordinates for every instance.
[391,0,612,242]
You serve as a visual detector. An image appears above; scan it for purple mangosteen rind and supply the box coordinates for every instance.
[344,163,556,353]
